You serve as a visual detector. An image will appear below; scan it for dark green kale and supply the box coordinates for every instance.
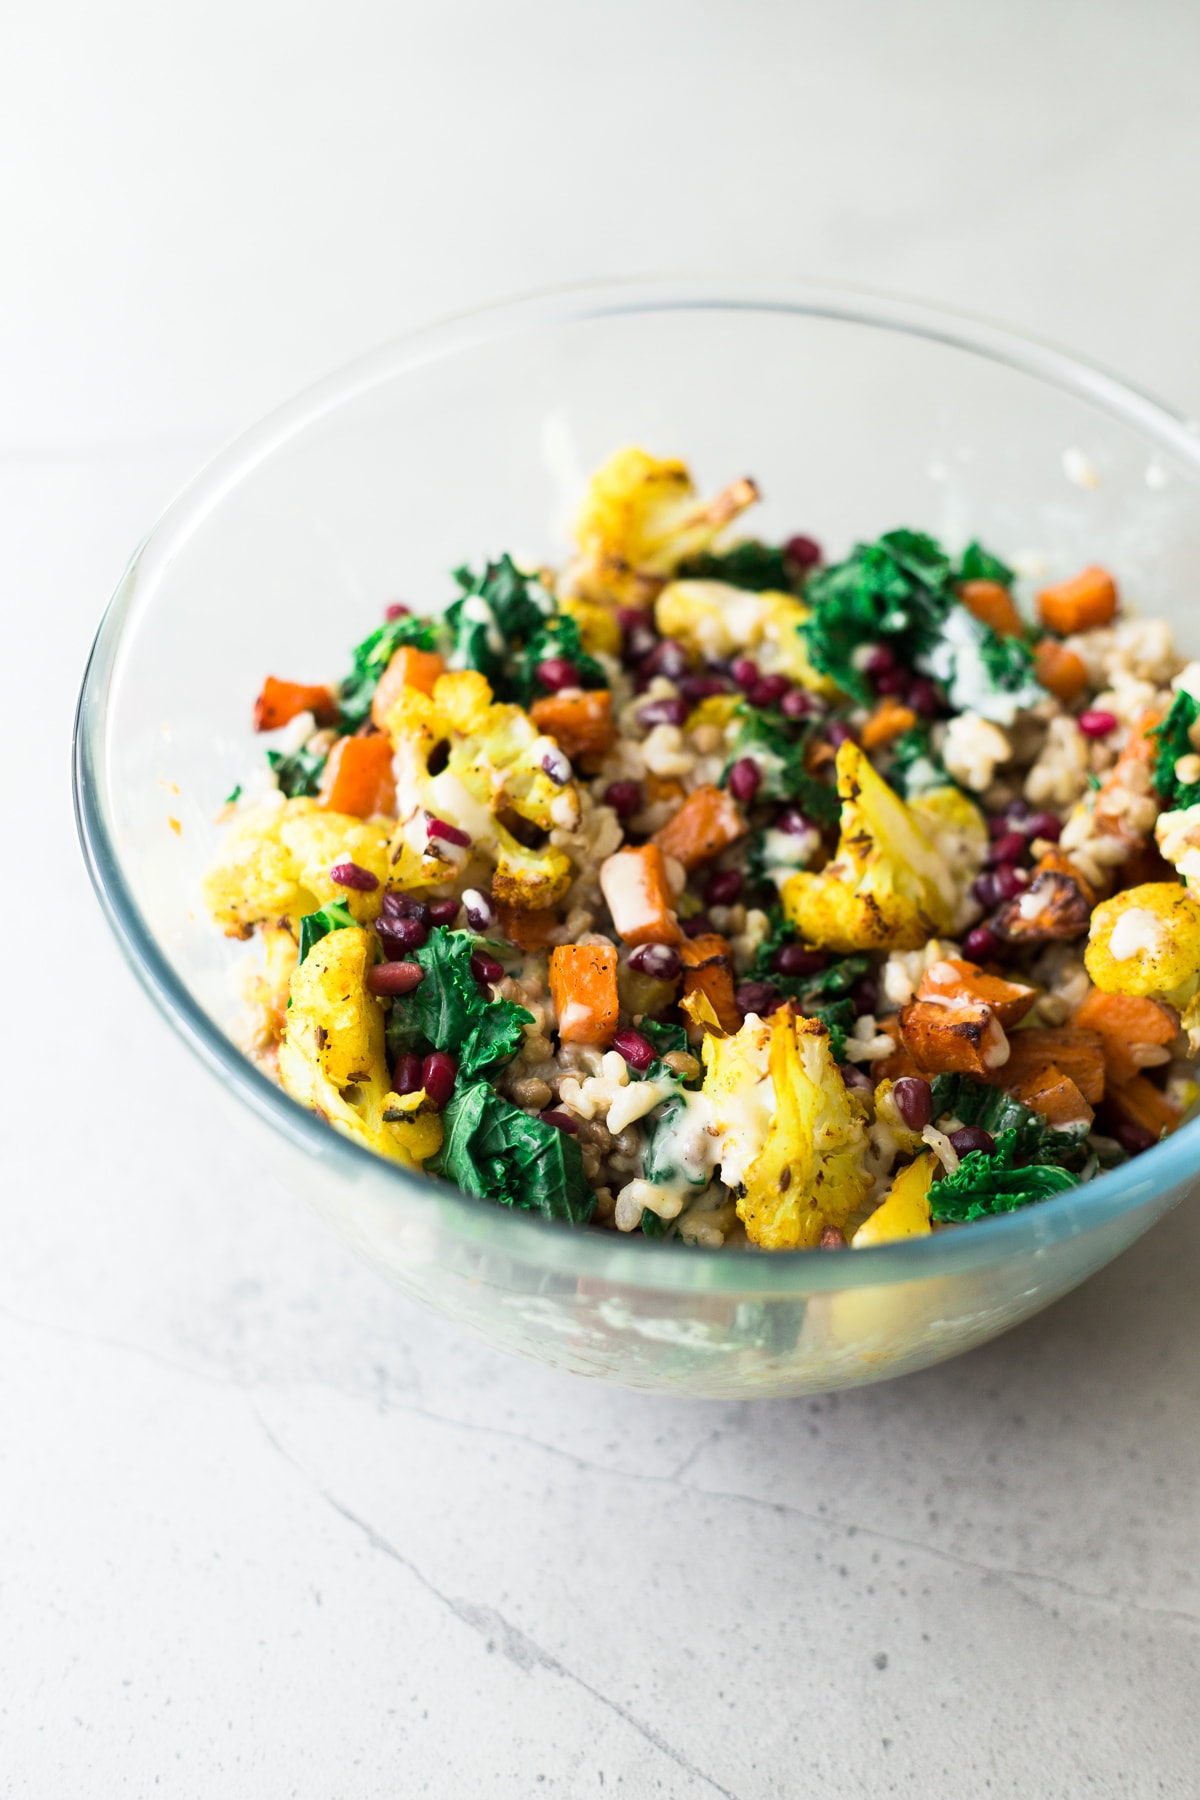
[929,1129,1079,1222]
[883,726,951,798]
[430,1081,594,1224]
[677,539,798,593]
[639,1018,690,1061]
[443,555,554,689]
[512,613,607,705]
[808,998,855,1062]
[1152,689,1200,811]
[956,542,1016,587]
[802,530,955,702]
[297,899,358,964]
[749,907,868,1007]
[639,1209,672,1239]
[385,927,533,1081]
[224,783,243,805]
[267,743,328,799]
[337,612,439,731]
[722,705,840,826]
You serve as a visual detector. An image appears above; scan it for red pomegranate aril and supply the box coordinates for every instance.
[613,1028,656,1072]
[773,943,826,977]
[863,645,896,677]
[470,951,505,986]
[680,674,731,702]
[384,602,411,619]
[604,780,642,819]
[727,757,762,803]
[986,832,1028,868]
[907,677,940,718]
[775,807,815,837]
[536,657,580,692]
[641,640,690,681]
[638,696,690,729]
[748,675,790,709]
[392,1052,423,1094]
[873,666,909,697]
[628,943,681,980]
[420,1051,458,1110]
[427,817,471,848]
[622,623,658,666]
[949,1126,996,1158]
[992,865,1028,901]
[852,976,879,1014]
[1114,1120,1156,1155]
[618,606,654,636]
[329,859,379,892]
[987,812,1013,839]
[826,721,857,750]
[785,533,822,570]
[735,980,777,1016]
[963,924,1001,961]
[1026,810,1063,843]
[892,1076,933,1131]
[379,914,429,954]
[705,868,743,906]
[780,688,815,719]
[1078,709,1118,738]
[460,888,495,932]
[367,961,425,997]
[427,898,460,928]
[731,656,760,690]
[682,913,712,938]
[540,1110,578,1134]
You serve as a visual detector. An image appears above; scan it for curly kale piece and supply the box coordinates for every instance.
[721,705,840,826]
[266,743,328,799]
[385,927,533,1081]
[297,899,357,965]
[677,539,799,593]
[337,613,439,731]
[929,1129,1079,1222]
[957,541,1016,587]
[512,613,607,705]
[431,1082,594,1225]
[1152,689,1200,812]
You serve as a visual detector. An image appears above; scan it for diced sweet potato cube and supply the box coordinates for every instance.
[1037,565,1118,635]
[680,933,741,1035]
[1033,639,1090,704]
[644,774,686,805]
[1071,989,1180,1086]
[530,689,616,764]
[861,699,918,751]
[254,675,339,732]
[917,958,1038,1029]
[898,1000,1010,1078]
[317,734,396,818]
[1000,1027,1106,1104]
[1010,1063,1093,1128]
[958,579,1024,638]
[549,944,620,1045]
[651,784,746,872]
[370,646,446,726]
[599,845,682,946]
[991,850,1095,943]
[1106,1074,1180,1141]
[494,902,558,951]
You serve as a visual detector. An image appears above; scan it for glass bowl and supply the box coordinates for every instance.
[74,279,1200,1398]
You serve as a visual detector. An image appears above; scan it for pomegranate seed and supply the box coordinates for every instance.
[781,688,816,719]
[773,943,826,977]
[907,677,940,718]
[622,623,658,666]
[727,758,762,803]
[992,865,1028,901]
[735,980,777,1016]
[785,533,822,570]
[427,816,471,848]
[1025,810,1062,843]
[852,976,879,1014]
[987,813,1013,839]
[1115,1120,1156,1154]
[618,605,655,636]
[1078,709,1118,738]
[421,1051,457,1110]
[748,674,790,709]
[604,780,642,818]
[540,1110,578,1134]
[731,656,760,690]
[378,914,429,954]
[963,924,1001,961]
[470,951,505,986]
[427,898,460,928]
[540,748,571,785]
[892,1076,933,1131]
[763,994,790,1016]
[705,869,743,906]
[329,860,379,892]
[682,913,712,938]
[367,961,425,996]
[384,602,410,619]
[613,1029,656,1072]
[641,640,689,681]
[1006,797,1032,824]
[775,807,815,837]
[826,721,857,749]
[986,832,1028,868]
[536,656,580,692]
[392,1052,423,1094]
[680,674,731,702]
[949,1126,996,1158]
[873,667,909,697]
[461,888,495,932]
[638,696,690,729]
[628,943,681,980]
[863,645,895,676]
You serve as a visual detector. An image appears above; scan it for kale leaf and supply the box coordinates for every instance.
[640,1018,690,1061]
[512,613,607,705]
[929,1129,1079,1222]
[430,1081,594,1224]
[956,542,1016,587]
[722,706,840,825]
[297,899,357,964]
[808,998,855,1062]
[1152,689,1200,811]
[443,555,555,689]
[884,725,951,798]
[337,612,438,731]
[677,539,798,593]
[225,782,243,806]
[748,907,868,1009]
[927,1073,1089,1165]
[267,743,328,798]
[802,530,955,703]
[385,927,533,1080]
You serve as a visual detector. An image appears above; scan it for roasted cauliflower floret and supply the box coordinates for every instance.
[1155,802,1200,891]
[781,742,960,952]
[278,926,443,1170]
[1084,882,1200,1011]
[701,1006,871,1250]
[203,798,392,937]
[567,447,759,608]
[655,581,836,695]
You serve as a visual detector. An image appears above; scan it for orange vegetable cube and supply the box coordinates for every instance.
[599,845,682,946]
[958,579,1024,638]
[1106,1074,1180,1141]
[1033,639,1090,704]
[651,784,746,872]
[549,944,620,1045]
[494,902,558,951]
[898,1000,1010,1078]
[1071,989,1180,1086]
[317,734,396,818]
[1009,1064,1093,1129]
[370,646,446,726]
[1037,565,1118,635]
[917,957,1038,1028]
[254,675,339,732]
[860,699,918,751]
[680,934,741,1035]
[530,689,616,764]
[1000,1027,1105,1104]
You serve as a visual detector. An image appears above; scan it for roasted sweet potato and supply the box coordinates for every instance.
[652,784,746,871]
[958,579,1024,638]
[1000,1027,1106,1104]
[549,943,620,1045]
[917,957,1038,1028]
[494,901,558,951]
[643,774,686,806]
[1106,1074,1180,1140]
[1033,639,1090,704]
[598,844,682,946]
[681,933,741,1035]
[1037,565,1118,635]
[1009,1063,1094,1128]
[1095,709,1163,842]
[370,646,445,726]
[861,699,918,751]
[1072,988,1180,1085]
[317,734,397,818]
[991,850,1095,943]
[254,675,339,732]
[898,1000,1010,1078]
[530,689,616,764]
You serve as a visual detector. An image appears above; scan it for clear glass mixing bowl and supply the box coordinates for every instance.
[74,280,1200,1397]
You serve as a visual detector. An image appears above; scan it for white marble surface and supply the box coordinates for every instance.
[4,3,1200,1794]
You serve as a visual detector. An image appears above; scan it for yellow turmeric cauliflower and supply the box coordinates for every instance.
[1084,882,1200,1010]
[701,1007,871,1250]
[378,669,579,907]
[655,581,837,696]
[277,925,443,1170]
[203,799,392,938]
[568,447,759,608]
[781,742,960,952]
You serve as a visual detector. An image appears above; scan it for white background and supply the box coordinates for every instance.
[4,3,1200,1795]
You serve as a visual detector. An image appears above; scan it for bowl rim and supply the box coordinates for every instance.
[73,275,1200,1295]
